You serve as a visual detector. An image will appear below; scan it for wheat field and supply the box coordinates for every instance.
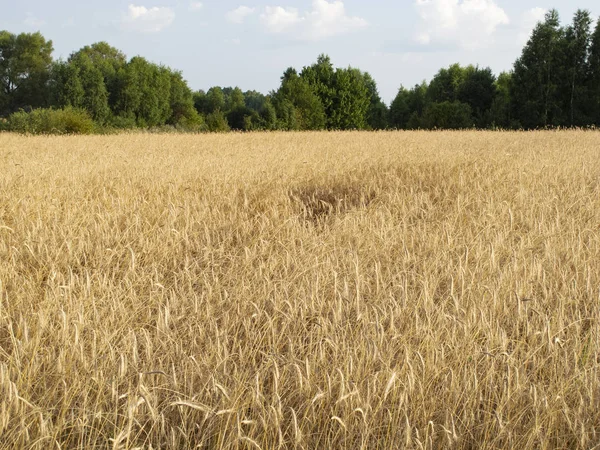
[0,131,599,449]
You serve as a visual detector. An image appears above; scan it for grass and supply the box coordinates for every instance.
[0,130,599,449]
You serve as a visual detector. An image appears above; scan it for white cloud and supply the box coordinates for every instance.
[260,0,368,41]
[518,7,546,45]
[121,4,175,33]
[414,0,509,50]
[226,6,256,24]
[189,1,203,11]
[225,38,242,45]
[24,13,45,28]
[261,6,302,33]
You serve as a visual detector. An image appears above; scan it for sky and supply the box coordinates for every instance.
[1,0,599,103]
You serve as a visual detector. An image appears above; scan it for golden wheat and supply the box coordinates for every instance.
[0,131,599,449]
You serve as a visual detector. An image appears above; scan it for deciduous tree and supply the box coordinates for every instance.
[0,31,53,115]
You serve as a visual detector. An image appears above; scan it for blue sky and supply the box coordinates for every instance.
[1,0,599,103]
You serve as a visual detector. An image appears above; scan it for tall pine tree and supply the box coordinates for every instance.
[589,19,600,125]
[512,10,564,128]
[562,10,593,126]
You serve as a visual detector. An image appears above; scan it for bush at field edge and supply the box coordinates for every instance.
[4,107,95,135]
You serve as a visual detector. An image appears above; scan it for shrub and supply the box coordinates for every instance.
[108,114,138,130]
[206,111,230,132]
[60,108,96,134]
[6,107,95,134]
[174,110,207,132]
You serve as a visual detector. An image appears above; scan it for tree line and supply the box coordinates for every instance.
[1,8,599,133]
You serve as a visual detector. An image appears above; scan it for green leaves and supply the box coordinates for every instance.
[4,11,600,133]
[588,19,600,122]
[512,9,566,128]
[47,42,199,130]
[277,55,380,131]
[4,106,94,134]
[275,72,325,130]
[0,31,53,114]
[421,101,473,129]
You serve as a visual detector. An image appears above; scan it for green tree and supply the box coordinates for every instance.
[50,61,84,109]
[167,69,199,126]
[70,42,126,111]
[457,66,496,127]
[273,69,325,130]
[489,72,514,128]
[363,72,388,129]
[300,55,336,126]
[193,90,207,115]
[421,101,473,129]
[272,97,298,130]
[67,52,111,123]
[206,87,225,113]
[561,10,593,126]
[329,67,370,129]
[389,86,410,129]
[227,105,256,130]
[115,56,171,127]
[389,82,428,129]
[226,87,245,111]
[244,90,267,112]
[512,9,565,128]
[259,98,277,130]
[206,110,230,132]
[224,87,256,130]
[0,31,53,115]
[427,64,466,103]
[589,19,600,124]
[300,56,372,129]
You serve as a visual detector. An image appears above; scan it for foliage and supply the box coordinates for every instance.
[50,61,84,109]
[4,8,600,133]
[70,42,126,111]
[205,110,230,132]
[4,106,94,134]
[512,10,565,128]
[364,71,389,130]
[389,87,410,129]
[561,10,593,126]
[0,31,53,115]
[227,105,256,131]
[421,101,473,129]
[389,83,427,129]
[167,70,199,126]
[328,67,371,130]
[590,19,600,122]
[259,98,277,130]
[114,56,172,127]
[427,63,466,103]
[489,72,514,128]
[457,66,497,127]
[107,113,137,130]
[67,52,111,123]
[272,69,326,130]
[298,56,375,130]
[300,55,336,126]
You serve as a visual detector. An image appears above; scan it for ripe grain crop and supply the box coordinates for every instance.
[0,131,599,449]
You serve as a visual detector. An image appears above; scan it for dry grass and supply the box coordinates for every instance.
[0,130,599,449]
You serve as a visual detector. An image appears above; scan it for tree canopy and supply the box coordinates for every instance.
[2,9,600,133]
[0,31,53,114]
